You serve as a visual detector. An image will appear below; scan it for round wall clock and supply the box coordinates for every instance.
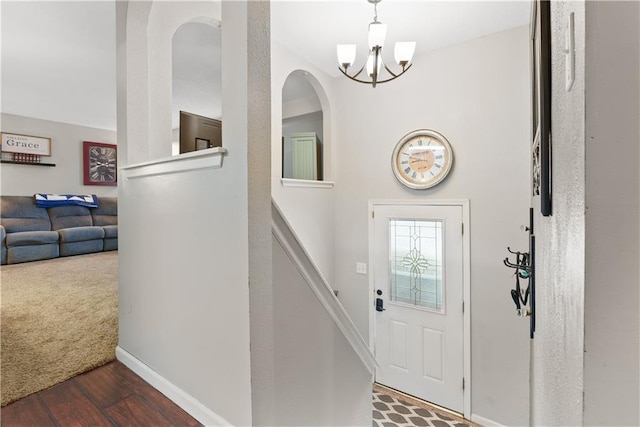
[391,129,454,189]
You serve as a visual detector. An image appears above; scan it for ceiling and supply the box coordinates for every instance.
[0,1,531,131]
[272,1,531,78]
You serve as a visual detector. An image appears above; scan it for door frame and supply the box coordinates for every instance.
[368,199,471,419]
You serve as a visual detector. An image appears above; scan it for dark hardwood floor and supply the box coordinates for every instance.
[0,361,203,427]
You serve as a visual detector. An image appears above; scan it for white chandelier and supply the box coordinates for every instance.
[337,0,416,88]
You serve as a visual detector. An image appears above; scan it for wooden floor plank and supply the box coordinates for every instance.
[75,362,134,409]
[38,381,114,427]
[0,394,57,427]
[2,362,202,427]
[110,362,202,427]
[105,395,174,427]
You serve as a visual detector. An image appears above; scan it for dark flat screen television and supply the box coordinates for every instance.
[179,110,222,154]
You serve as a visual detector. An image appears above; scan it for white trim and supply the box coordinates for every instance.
[471,413,506,427]
[280,178,335,189]
[116,347,233,427]
[121,147,227,179]
[271,200,378,373]
[368,199,472,420]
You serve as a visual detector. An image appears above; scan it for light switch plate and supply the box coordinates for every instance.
[356,262,367,275]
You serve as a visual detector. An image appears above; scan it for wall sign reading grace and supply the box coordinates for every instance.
[83,141,117,186]
[1,132,52,156]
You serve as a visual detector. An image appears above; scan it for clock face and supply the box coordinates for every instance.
[391,129,453,189]
[88,145,116,183]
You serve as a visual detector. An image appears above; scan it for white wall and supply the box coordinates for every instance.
[583,2,639,425]
[332,27,531,425]
[1,113,117,197]
[272,236,372,426]
[530,3,586,425]
[271,41,336,285]
[117,2,257,425]
[531,3,640,425]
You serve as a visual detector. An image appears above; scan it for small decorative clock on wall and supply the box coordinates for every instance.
[391,129,454,189]
[83,141,117,186]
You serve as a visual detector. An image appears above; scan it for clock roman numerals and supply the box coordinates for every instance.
[85,142,117,186]
[392,130,453,189]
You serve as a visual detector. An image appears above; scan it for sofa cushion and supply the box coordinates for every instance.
[47,205,93,230]
[102,225,118,239]
[8,244,59,264]
[1,196,51,233]
[5,230,59,247]
[91,197,117,226]
[59,240,103,257]
[57,226,104,243]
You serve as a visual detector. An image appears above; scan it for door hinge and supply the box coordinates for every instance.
[461,222,464,235]
[463,377,465,390]
[372,211,375,219]
[462,301,465,313]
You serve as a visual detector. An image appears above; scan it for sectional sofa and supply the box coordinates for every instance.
[0,195,117,265]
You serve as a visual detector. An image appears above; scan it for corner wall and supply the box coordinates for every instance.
[530,3,586,425]
[333,26,531,425]
[0,113,117,197]
[271,42,336,285]
[584,2,639,425]
[116,2,259,425]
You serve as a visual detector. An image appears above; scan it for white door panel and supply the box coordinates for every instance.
[373,204,464,413]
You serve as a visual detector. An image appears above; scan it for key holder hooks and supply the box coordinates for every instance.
[504,208,536,338]
[503,247,531,277]
[504,247,531,317]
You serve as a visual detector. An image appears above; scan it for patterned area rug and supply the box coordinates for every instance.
[373,386,473,427]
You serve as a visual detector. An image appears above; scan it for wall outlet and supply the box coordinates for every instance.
[356,262,367,275]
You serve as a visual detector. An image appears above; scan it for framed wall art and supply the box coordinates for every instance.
[530,0,552,216]
[1,132,52,156]
[83,141,117,186]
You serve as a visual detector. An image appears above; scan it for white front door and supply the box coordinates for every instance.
[372,203,465,413]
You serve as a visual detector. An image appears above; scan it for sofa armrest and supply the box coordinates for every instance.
[102,225,118,239]
[0,225,5,245]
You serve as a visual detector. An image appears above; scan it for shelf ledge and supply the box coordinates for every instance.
[281,178,335,189]
[121,148,227,179]
[1,160,56,167]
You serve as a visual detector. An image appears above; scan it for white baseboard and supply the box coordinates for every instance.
[116,346,232,426]
[471,413,506,427]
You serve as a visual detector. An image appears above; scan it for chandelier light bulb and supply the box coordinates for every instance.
[368,21,387,48]
[337,44,357,68]
[366,51,382,77]
[394,41,416,67]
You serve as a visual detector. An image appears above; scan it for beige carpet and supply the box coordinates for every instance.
[0,251,118,406]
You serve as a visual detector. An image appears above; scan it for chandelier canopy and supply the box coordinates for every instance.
[337,0,416,88]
